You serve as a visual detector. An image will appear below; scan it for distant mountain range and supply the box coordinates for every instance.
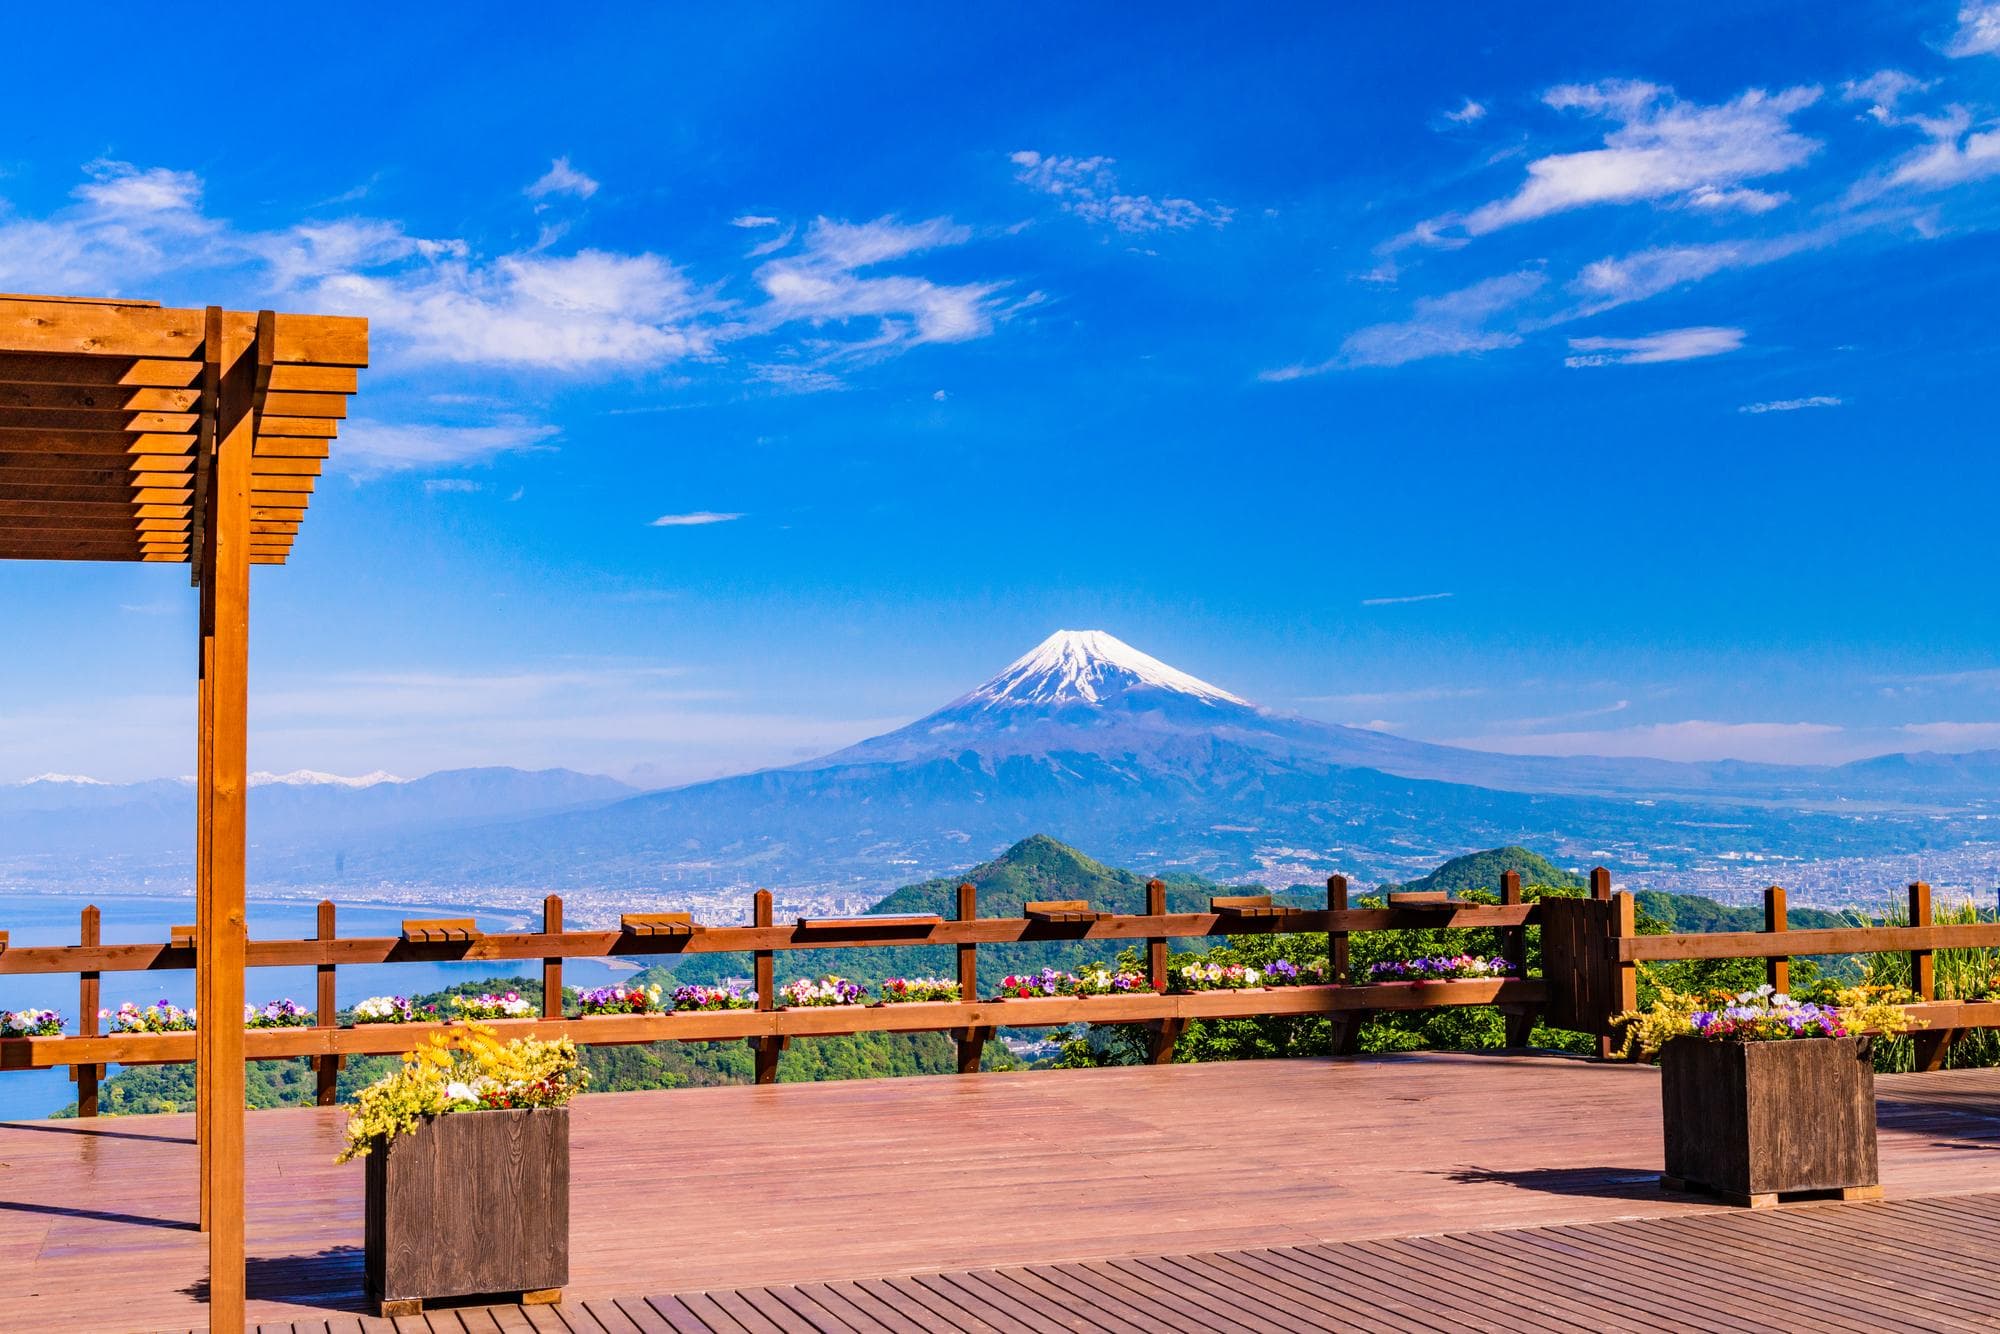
[232,629,1998,895]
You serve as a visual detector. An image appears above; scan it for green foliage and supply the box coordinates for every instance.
[1851,897,2000,1072]
[633,834,1306,996]
[1378,846,1581,895]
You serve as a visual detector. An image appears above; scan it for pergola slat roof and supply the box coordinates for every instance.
[0,294,367,567]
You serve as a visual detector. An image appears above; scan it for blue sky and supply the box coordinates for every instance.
[4,1,2000,783]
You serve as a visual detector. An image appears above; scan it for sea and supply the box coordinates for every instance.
[0,891,636,1122]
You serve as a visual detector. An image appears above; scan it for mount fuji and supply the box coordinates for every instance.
[302,630,1998,895]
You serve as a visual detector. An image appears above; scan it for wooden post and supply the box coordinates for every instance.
[1590,866,1612,901]
[313,901,340,1106]
[194,334,217,1228]
[1908,881,1956,1071]
[751,889,781,1084]
[1600,890,1638,1061]
[954,883,984,1074]
[1327,874,1349,984]
[1326,873,1366,1056]
[1145,878,1179,1063]
[542,895,564,1019]
[76,905,100,1117]
[195,306,257,1330]
[1763,886,1789,994]
[1499,870,1534,1048]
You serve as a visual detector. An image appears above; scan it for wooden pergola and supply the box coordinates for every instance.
[0,293,367,1329]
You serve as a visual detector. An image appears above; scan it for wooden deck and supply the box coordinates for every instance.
[3,1052,1998,1331]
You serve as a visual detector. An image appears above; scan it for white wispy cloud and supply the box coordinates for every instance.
[1841,70,1935,123]
[1010,151,1233,233]
[1740,395,1842,413]
[1899,720,2000,746]
[1360,591,1454,606]
[1569,234,1817,313]
[744,216,1012,382]
[650,511,744,527]
[525,157,599,201]
[1565,326,1745,367]
[1428,80,1820,239]
[336,419,559,475]
[1268,271,1545,377]
[1303,685,1484,708]
[1877,106,2000,192]
[422,478,483,494]
[731,214,780,228]
[1946,1,2000,57]
[1442,98,1488,126]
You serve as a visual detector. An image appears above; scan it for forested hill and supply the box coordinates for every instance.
[871,833,1308,917]
[1634,891,1853,933]
[1374,845,1583,895]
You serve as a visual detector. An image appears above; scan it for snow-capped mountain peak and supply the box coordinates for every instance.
[952,630,1250,711]
[12,772,108,786]
[248,769,404,788]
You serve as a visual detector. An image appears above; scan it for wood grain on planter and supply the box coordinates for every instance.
[1661,1035,1878,1205]
[364,1105,568,1311]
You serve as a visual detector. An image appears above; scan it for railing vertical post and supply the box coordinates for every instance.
[1908,880,1956,1071]
[313,901,340,1106]
[542,894,564,1020]
[1499,870,1533,1047]
[752,889,781,1084]
[1764,886,1789,994]
[1590,866,1611,901]
[76,905,100,1118]
[1326,874,1365,1055]
[1144,878,1181,1063]
[1909,881,1935,1001]
[1327,874,1349,984]
[954,882,984,1074]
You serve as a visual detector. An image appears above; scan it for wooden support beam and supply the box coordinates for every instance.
[1499,870,1535,1047]
[1910,881,1935,1002]
[196,306,254,1331]
[1328,874,1349,985]
[0,352,202,388]
[1146,879,1168,992]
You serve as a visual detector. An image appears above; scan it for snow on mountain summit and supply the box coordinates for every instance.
[953,630,1250,711]
[249,769,404,788]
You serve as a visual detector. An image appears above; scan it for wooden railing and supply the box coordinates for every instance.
[1549,880,2000,1070]
[0,874,1556,1113]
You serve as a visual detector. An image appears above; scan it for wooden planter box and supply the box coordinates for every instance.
[1660,1036,1879,1207]
[364,1106,569,1315]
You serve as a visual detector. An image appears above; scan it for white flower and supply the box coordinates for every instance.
[444,1081,480,1104]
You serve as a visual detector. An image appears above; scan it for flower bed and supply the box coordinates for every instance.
[1072,967,1148,996]
[352,995,442,1025]
[577,983,664,1016]
[245,999,315,1028]
[671,983,755,1011]
[998,968,1078,998]
[105,1000,196,1033]
[780,976,867,1007]
[1367,955,1511,982]
[1170,961,1263,992]
[448,991,536,1020]
[1261,958,1329,986]
[878,977,960,1004]
[1,1008,62,1038]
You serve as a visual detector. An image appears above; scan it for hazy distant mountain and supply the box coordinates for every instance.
[0,767,633,868]
[307,630,1997,895]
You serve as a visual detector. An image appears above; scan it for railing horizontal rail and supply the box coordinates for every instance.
[0,904,1541,976]
[1620,922,2000,962]
[0,979,1548,1070]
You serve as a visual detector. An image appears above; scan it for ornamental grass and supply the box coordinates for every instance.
[337,1023,584,1163]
